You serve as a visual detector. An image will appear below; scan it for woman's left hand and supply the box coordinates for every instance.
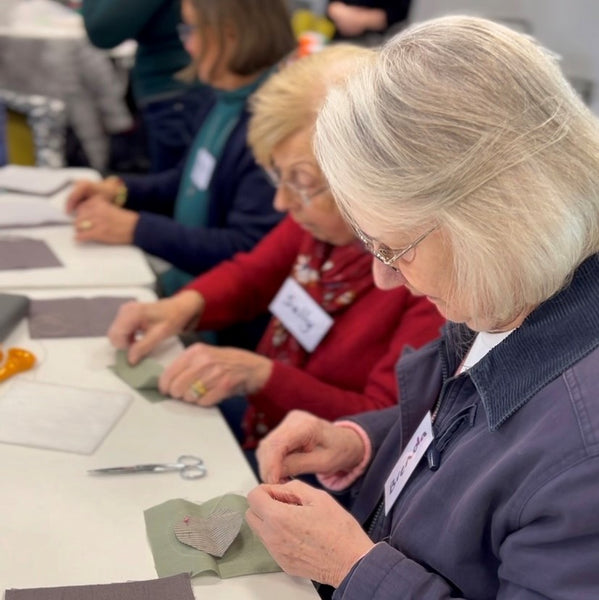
[158,342,273,406]
[74,197,139,244]
[246,480,375,586]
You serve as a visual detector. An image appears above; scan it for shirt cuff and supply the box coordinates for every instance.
[317,420,372,491]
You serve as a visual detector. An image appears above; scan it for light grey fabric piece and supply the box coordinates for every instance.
[5,573,195,600]
[174,509,244,557]
[28,296,134,338]
[0,236,62,270]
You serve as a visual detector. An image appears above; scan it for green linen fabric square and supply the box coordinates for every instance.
[144,494,282,578]
[109,349,167,402]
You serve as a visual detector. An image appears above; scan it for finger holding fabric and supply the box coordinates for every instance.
[246,480,374,586]
[74,197,139,244]
[108,291,204,365]
[158,343,273,407]
[256,410,365,484]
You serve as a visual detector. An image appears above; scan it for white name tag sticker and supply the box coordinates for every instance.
[269,277,334,352]
[191,148,216,190]
[384,411,434,515]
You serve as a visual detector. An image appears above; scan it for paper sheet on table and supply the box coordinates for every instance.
[0,166,71,196]
[4,572,195,600]
[28,296,134,339]
[144,494,282,579]
[0,379,131,454]
[0,194,71,228]
[0,236,62,270]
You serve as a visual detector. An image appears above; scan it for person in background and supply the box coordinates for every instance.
[82,0,206,173]
[67,0,295,300]
[327,0,411,39]
[107,45,444,464]
[244,16,599,599]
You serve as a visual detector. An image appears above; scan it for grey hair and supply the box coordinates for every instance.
[315,15,599,327]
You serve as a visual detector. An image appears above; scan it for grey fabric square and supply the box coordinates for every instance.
[4,573,195,600]
[0,236,62,270]
[28,297,134,339]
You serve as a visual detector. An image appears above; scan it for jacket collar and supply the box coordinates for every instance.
[440,254,599,430]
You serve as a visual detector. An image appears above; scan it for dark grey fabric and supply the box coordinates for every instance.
[0,292,29,341]
[0,237,62,270]
[28,297,133,339]
[5,573,195,600]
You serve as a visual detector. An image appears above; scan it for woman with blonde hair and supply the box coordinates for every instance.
[246,16,599,598]
[107,44,443,458]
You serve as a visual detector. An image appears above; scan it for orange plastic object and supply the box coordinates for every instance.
[0,347,36,383]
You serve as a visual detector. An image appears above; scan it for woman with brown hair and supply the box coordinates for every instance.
[67,0,295,300]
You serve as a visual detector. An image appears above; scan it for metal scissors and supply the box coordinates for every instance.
[88,455,206,480]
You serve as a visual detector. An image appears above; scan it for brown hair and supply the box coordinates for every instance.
[184,0,296,79]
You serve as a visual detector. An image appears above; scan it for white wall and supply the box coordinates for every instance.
[410,0,599,114]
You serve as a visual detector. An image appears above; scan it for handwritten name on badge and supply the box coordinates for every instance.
[384,412,434,515]
[269,277,333,352]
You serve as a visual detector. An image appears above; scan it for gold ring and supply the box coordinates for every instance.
[190,379,207,398]
[78,219,93,231]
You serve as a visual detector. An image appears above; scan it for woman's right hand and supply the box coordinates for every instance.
[256,410,366,484]
[65,178,120,214]
[107,291,205,365]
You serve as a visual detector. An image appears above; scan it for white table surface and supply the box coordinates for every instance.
[0,287,318,599]
[0,169,156,289]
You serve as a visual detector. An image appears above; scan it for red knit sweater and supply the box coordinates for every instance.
[185,216,444,432]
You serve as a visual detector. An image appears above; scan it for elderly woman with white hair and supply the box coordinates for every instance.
[246,16,599,599]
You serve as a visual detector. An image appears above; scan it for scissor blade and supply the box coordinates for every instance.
[88,464,164,475]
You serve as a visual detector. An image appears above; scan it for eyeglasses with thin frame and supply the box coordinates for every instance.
[265,163,328,205]
[353,224,439,269]
[177,23,196,44]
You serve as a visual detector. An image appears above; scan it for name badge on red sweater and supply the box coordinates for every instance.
[384,411,433,515]
[269,277,333,352]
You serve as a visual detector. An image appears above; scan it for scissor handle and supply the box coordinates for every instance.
[177,454,207,480]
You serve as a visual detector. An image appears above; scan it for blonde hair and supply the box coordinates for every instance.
[315,15,599,327]
[180,0,295,82]
[248,44,375,167]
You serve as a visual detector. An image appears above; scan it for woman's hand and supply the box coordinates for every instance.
[257,410,366,483]
[65,178,120,214]
[73,197,139,244]
[158,343,273,405]
[108,291,204,364]
[246,480,374,587]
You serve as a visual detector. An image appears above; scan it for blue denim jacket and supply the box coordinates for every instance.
[336,254,599,599]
